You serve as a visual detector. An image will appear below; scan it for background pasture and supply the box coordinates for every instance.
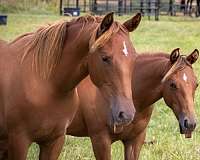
[0,14,200,160]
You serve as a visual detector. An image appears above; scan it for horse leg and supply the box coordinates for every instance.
[90,132,111,160]
[186,0,190,14]
[8,133,31,160]
[123,130,146,160]
[184,0,187,14]
[0,151,7,160]
[189,0,193,16]
[197,0,200,16]
[39,135,65,160]
[0,149,8,160]
[0,139,8,160]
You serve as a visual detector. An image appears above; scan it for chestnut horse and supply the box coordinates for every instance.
[66,48,199,160]
[0,13,141,159]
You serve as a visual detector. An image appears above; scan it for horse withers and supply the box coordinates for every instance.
[0,13,141,159]
[66,48,199,160]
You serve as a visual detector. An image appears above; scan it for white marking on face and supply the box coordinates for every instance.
[122,41,128,56]
[183,73,187,82]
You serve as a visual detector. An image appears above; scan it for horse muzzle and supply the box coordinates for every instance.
[111,98,135,134]
[179,116,196,138]
[116,110,134,124]
[112,112,133,133]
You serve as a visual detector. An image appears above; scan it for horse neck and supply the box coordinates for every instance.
[51,22,97,93]
[133,53,170,110]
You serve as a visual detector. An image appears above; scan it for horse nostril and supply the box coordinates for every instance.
[117,111,130,123]
[183,119,196,130]
[118,111,125,120]
[184,119,189,129]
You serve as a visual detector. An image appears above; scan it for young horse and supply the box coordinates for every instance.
[66,48,199,160]
[0,13,141,159]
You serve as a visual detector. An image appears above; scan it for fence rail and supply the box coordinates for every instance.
[0,0,199,20]
[62,1,199,20]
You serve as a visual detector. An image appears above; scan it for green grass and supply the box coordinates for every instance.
[0,1,59,14]
[0,14,200,160]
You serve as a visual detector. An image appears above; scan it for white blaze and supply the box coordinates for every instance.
[183,73,187,82]
[122,41,128,56]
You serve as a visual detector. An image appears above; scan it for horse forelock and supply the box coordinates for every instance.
[161,56,192,83]
[89,22,127,53]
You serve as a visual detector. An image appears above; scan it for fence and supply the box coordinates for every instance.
[61,0,200,20]
[0,0,199,19]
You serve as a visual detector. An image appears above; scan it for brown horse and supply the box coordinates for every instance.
[0,13,141,159]
[66,48,199,160]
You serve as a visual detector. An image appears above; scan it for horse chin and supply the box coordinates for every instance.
[112,124,124,134]
[184,132,192,138]
[179,124,192,138]
[181,130,192,138]
[111,120,132,134]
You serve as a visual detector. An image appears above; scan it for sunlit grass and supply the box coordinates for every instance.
[0,14,200,160]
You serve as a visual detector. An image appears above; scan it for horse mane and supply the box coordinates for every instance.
[22,21,68,79]
[11,14,126,80]
[137,52,192,82]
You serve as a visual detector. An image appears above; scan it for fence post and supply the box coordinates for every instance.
[83,0,86,12]
[140,0,144,15]
[106,0,109,12]
[148,0,151,20]
[118,0,123,16]
[168,0,173,16]
[124,0,127,13]
[155,0,160,20]
[197,0,200,17]
[59,0,62,15]
[76,0,79,8]
[94,0,97,12]
[130,0,133,12]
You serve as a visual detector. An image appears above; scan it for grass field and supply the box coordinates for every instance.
[0,14,200,160]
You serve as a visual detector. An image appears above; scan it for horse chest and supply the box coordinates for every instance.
[5,83,79,141]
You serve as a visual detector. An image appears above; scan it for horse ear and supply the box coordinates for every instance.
[170,48,180,64]
[123,13,141,32]
[186,49,199,64]
[96,12,114,39]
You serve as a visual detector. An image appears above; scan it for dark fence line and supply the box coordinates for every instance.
[62,1,200,20]
[0,0,199,20]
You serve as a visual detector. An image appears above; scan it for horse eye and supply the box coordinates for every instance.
[102,55,112,64]
[196,83,199,88]
[170,82,177,90]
